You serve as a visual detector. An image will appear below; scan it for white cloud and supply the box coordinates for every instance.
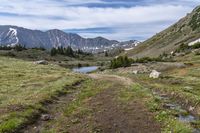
[0,0,196,40]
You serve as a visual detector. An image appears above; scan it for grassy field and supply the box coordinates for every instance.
[0,49,112,68]
[0,56,85,132]
[102,53,200,132]
[1,50,200,132]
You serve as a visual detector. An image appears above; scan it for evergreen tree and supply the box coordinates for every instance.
[105,51,109,57]
[77,49,83,54]
[50,48,57,56]
[57,46,64,55]
[110,56,132,69]
[14,44,26,51]
[65,46,74,57]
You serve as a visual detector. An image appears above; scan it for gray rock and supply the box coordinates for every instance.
[41,114,51,121]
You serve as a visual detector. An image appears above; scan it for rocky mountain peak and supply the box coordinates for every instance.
[0,25,138,53]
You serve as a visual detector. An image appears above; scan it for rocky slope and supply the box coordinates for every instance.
[126,6,200,58]
[0,25,138,53]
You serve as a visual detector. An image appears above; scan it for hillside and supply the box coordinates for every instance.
[126,6,200,58]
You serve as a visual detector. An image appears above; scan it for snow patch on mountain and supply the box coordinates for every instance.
[8,28,19,46]
[0,25,139,53]
[188,38,200,46]
[125,47,134,51]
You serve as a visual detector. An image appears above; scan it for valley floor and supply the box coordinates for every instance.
[1,54,200,133]
[20,74,161,133]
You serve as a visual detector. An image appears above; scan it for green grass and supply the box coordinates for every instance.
[0,49,112,68]
[0,56,85,132]
[64,79,111,116]
[116,65,200,107]
[118,83,151,102]
[155,111,192,133]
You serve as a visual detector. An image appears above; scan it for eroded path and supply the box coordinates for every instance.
[21,74,161,133]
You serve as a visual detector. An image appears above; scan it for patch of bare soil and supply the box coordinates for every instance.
[88,74,133,86]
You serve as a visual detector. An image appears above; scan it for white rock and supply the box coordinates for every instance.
[149,70,161,79]
[34,60,48,65]
[189,106,195,112]
[133,70,138,74]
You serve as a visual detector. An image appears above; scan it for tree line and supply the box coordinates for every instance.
[110,55,165,69]
[0,44,91,57]
[0,45,27,51]
[50,46,92,57]
[110,56,133,69]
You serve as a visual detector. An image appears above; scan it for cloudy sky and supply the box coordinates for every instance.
[0,0,200,41]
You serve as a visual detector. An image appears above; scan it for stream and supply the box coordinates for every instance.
[152,91,200,132]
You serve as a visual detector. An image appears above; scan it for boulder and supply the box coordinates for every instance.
[133,70,138,74]
[34,60,48,65]
[149,70,161,79]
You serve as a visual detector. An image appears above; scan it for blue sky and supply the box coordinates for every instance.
[0,0,200,41]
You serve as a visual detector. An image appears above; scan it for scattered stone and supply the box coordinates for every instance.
[171,92,175,96]
[189,106,195,112]
[41,114,51,121]
[175,52,185,57]
[34,60,48,65]
[163,103,178,110]
[149,70,161,79]
[71,118,80,124]
[132,70,138,74]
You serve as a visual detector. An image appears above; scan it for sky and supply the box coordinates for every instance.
[0,0,200,41]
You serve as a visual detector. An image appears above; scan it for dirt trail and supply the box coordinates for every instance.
[67,74,161,133]
[21,74,161,133]
[88,73,133,86]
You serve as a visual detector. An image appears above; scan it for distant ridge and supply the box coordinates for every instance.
[0,25,139,53]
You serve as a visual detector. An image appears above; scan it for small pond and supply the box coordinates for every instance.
[72,66,99,74]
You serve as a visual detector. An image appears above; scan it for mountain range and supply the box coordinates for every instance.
[0,25,139,53]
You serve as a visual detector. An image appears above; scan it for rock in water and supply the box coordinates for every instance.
[149,70,161,79]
